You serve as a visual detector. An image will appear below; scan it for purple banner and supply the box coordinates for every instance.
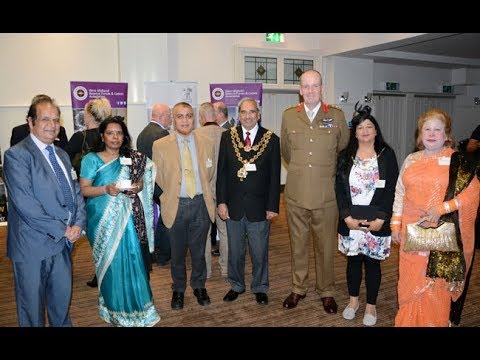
[70,81,128,132]
[209,83,263,125]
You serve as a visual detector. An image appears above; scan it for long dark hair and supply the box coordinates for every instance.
[94,116,132,156]
[338,102,391,173]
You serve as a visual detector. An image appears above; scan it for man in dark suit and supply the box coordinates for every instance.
[214,101,236,129]
[3,96,86,327]
[137,102,171,159]
[217,97,281,306]
[137,102,172,266]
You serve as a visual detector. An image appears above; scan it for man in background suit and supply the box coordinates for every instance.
[152,102,216,310]
[10,94,68,149]
[210,101,235,256]
[137,102,172,266]
[137,102,171,159]
[217,97,280,306]
[214,101,236,129]
[194,102,227,278]
[3,96,86,326]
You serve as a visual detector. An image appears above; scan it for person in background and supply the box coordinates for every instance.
[217,97,280,305]
[65,97,112,288]
[65,97,112,175]
[3,95,86,326]
[137,103,171,159]
[466,124,480,161]
[391,108,479,327]
[214,101,236,130]
[194,102,227,278]
[152,102,216,310]
[281,69,349,314]
[335,103,398,326]
[137,102,172,267]
[79,116,160,327]
[210,101,236,256]
[10,94,68,149]
[448,122,480,326]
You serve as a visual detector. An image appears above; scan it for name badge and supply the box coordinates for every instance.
[375,179,385,188]
[71,168,78,180]
[120,157,132,165]
[245,163,256,172]
[438,157,450,166]
[206,158,213,168]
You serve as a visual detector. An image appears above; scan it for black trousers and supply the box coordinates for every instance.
[346,254,381,305]
[450,208,480,325]
[167,195,210,293]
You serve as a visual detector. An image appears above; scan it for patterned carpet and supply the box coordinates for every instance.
[1,194,479,327]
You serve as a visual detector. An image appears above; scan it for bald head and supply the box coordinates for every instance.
[151,103,171,129]
[213,101,228,126]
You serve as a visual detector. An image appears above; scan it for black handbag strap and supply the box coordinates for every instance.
[81,130,88,152]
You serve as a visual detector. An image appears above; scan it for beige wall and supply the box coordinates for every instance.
[0,33,421,159]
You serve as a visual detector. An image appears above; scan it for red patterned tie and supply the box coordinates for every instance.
[245,132,251,147]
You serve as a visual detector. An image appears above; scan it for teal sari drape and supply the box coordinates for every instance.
[81,152,159,327]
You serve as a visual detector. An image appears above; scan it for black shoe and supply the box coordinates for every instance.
[254,292,268,305]
[223,289,245,302]
[86,275,98,288]
[171,291,184,310]
[193,288,210,306]
[211,248,220,256]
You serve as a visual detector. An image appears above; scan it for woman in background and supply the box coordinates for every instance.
[65,97,112,288]
[336,104,398,326]
[79,116,159,327]
[391,109,479,327]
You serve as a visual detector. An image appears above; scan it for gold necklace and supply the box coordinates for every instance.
[230,127,272,181]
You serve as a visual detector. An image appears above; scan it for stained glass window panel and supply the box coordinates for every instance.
[284,59,314,84]
[245,56,277,84]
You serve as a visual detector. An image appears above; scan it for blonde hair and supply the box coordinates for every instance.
[415,108,455,150]
[84,97,112,123]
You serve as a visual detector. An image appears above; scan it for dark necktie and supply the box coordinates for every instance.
[245,131,251,147]
[46,145,74,213]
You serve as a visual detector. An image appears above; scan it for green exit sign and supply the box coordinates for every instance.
[386,82,400,91]
[266,33,285,43]
[442,85,453,93]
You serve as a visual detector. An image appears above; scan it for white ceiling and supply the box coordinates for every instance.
[335,33,480,69]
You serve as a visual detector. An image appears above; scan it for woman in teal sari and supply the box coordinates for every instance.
[80,116,160,327]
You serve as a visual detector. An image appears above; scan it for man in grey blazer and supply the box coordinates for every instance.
[4,96,86,327]
[137,102,172,266]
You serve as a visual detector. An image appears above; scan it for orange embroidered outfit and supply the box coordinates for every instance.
[392,148,479,326]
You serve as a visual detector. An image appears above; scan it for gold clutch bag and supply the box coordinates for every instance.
[404,220,458,252]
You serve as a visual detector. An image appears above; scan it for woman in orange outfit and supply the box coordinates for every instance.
[391,109,479,327]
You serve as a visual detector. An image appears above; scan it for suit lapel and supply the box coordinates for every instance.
[26,138,75,207]
[194,133,205,178]
[169,133,181,172]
